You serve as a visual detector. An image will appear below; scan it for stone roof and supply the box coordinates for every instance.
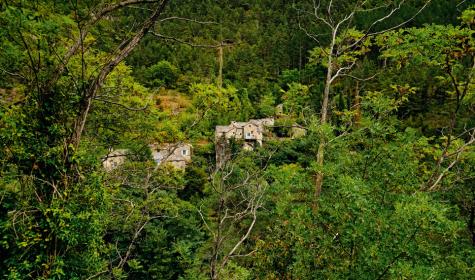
[215,118,274,141]
[150,143,192,167]
[102,149,129,171]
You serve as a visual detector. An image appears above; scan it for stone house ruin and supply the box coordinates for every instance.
[102,149,128,171]
[291,124,307,139]
[215,118,274,146]
[216,121,263,147]
[215,118,274,167]
[150,143,192,170]
[103,143,192,171]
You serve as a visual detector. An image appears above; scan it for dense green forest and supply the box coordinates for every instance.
[1,0,474,279]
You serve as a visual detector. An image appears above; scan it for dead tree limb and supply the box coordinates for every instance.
[47,0,164,91]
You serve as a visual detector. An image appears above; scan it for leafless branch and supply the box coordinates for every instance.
[427,130,475,191]
[151,32,223,48]
[228,250,256,258]
[48,0,163,90]
[330,61,356,83]
[220,202,259,269]
[93,96,151,111]
[367,0,431,36]
[340,72,379,81]
[0,67,25,79]
[356,3,390,12]
[457,0,468,10]
[71,0,169,147]
[312,0,333,28]
[159,16,216,25]
[298,18,323,45]
[198,205,215,238]
[85,270,108,280]
[342,0,432,54]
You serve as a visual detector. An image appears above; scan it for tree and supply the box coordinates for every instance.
[99,161,204,279]
[199,152,270,280]
[376,14,475,191]
[145,60,180,89]
[298,0,431,205]
[252,86,474,279]
[0,0,170,277]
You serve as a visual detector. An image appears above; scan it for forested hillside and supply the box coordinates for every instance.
[1,0,474,279]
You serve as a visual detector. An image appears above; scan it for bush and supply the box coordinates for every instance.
[145,60,180,89]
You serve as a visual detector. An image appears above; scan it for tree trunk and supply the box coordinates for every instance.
[354,81,361,126]
[70,0,169,149]
[217,44,223,91]
[314,45,334,206]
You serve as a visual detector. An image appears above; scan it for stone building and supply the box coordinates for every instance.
[275,104,284,116]
[215,118,274,167]
[102,149,128,171]
[215,118,274,146]
[291,124,307,139]
[103,143,192,171]
[150,143,192,170]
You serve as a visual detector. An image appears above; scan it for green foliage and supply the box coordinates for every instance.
[1,1,475,279]
[102,162,206,279]
[145,60,180,89]
[257,93,276,117]
[190,83,254,130]
[252,96,474,279]
[310,28,372,68]
[378,25,474,67]
[0,171,108,279]
[281,83,311,117]
[460,6,475,27]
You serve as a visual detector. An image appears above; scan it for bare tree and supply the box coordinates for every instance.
[199,155,270,280]
[88,162,181,279]
[425,56,475,191]
[297,0,432,206]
